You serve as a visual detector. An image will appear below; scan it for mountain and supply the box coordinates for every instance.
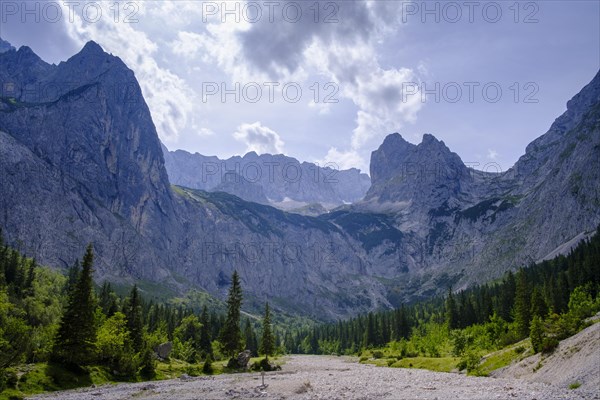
[162,146,371,211]
[352,69,600,293]
[0,40,388,320]
[1,39,599,320]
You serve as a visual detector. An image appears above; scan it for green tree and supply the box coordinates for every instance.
[51,244,98,366]
[125,285,144,353]
[244,319,258,357]
[174,314,202,362]
[199,306,213,357]
[530,315,544,353]
[96,312,136,376]
[220,271,243,359]
[530,286,548,318]
[259,302,275,359]
[445,289,458,329]
[0,290,30,368]
[513,269,531,338]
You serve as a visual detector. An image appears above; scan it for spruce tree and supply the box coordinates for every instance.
[199,306,213,357]
[445,288,458,329]
[513,269,531,338]
[126,285,144,353]
[51,244,98,366]
[530,286,548,318]
[220,270,243,359]
[259,302,275,360]
[244,319,258,357]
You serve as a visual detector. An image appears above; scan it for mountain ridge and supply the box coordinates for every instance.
[1,39,599,320]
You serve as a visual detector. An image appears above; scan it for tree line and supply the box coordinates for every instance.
[0,233,277,393]
[290,226,600,356]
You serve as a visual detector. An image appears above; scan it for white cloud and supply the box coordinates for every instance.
[59,1,195,144]
[315,147,366,172]
[233,122,285,154]
[198,127,215,137]
[487,149,499,160]
[172,31,204,58]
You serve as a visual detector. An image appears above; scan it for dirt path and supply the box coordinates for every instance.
[30,355,599,400]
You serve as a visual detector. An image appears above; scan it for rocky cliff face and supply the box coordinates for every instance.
[1,39,598,320]
[0,40,386,320]
[162,146,371,210]
[354,70,600,294]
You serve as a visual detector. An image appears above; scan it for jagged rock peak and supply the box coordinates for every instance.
[81,40,104,54]
[0,37,15,53]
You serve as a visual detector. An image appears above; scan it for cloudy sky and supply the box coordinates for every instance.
[2,0,599,173]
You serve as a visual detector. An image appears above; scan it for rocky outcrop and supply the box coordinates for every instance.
[162,146,371,210]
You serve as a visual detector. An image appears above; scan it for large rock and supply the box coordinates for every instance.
[156,342,173,360]
[227,350,252,370]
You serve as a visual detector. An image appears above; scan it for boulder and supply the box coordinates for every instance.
[156,342,173,360]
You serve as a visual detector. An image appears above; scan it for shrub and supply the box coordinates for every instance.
[372,351,384,359]
[569,382,582,389]
[458,350,481,374]
[541,337,559,354]
[202,354,213,375]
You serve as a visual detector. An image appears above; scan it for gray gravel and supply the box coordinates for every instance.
[29,355,600,400]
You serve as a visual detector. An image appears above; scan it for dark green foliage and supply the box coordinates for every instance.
[199,306,213,357]
[513,269,531,338]
[445,289,459,329]
[244,319,258,357]
[260,302,275,359]
[139,345,156,379]
[294,225,600,356]
[530,287,548,318]
[322,211,403,253]
[51,244,98,366]
[530,315,544,353]
[219,271,243,358]
[202,353,213,374]
[125,285,144,353]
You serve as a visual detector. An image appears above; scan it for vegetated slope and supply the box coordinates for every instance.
[493,315,600,391]
[0,38,599,320]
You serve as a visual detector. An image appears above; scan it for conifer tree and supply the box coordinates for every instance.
[126,285,144,353]
[244,318,258,357]
[220,270,243,359]
[514,269,531,338]
[51,244,98,366]
[445,288,458,329]
[259,302,274,359]
[530,286,548,318]
[199,305,213,357]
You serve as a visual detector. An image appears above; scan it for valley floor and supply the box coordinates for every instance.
[30,355,598,400]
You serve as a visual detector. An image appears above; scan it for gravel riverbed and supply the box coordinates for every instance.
[30,355,599,400]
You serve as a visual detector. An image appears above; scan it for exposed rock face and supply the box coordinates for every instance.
[352,69,600,294]
[1,38,599,320]
[0,40,388,320]
[162,146,371,210]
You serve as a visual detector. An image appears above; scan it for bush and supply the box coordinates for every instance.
[457,350,481,374]
[251,357,281,372]
[202,354,213,375]
[372,351,384,359]
[541,337,559,354]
